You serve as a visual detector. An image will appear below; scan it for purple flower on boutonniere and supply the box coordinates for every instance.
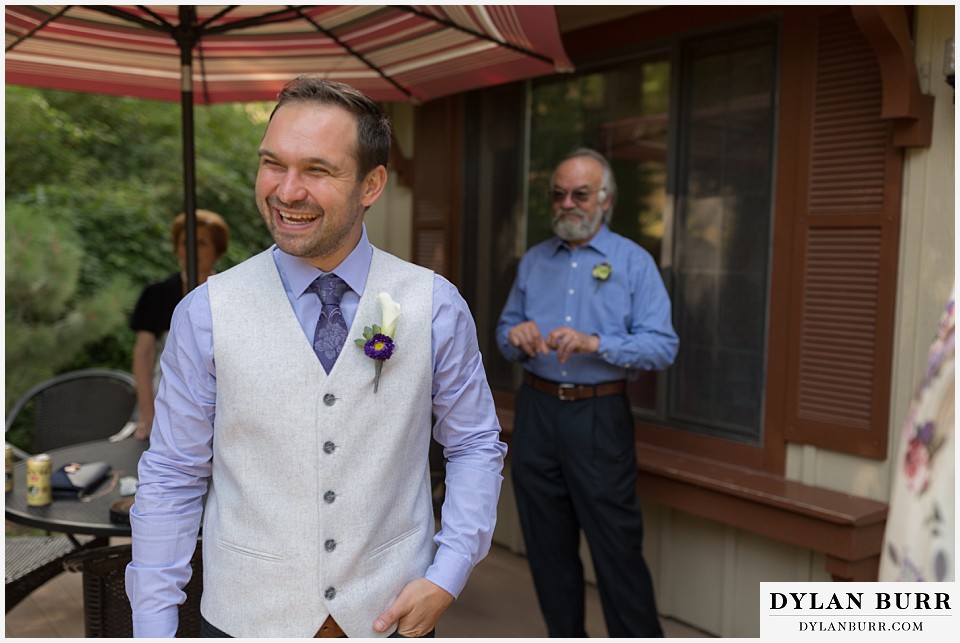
[354,292,400,393]
[364,333,395,361]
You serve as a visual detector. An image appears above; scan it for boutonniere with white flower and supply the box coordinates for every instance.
[354,292,400,393]
[592,262,612,291]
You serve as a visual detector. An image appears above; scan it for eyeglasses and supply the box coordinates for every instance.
[551,187,604,204]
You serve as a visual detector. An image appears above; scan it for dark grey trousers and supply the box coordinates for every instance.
[511,383,664,638]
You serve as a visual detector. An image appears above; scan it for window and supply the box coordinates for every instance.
[464,23,778,443]
[669,27,777,441]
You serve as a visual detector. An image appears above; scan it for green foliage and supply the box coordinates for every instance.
[5,203,134,421]
[527,63,671,258]
[4,86,275,384]
[355,325,383,346]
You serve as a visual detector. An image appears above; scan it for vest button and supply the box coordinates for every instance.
[324,586,336,600]
[323,441,336,454]
[323,393,336,406]
[324,539,337,552]
[323,490,336,504]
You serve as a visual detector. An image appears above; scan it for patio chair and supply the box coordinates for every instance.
[5,368,138,612]
[5,533,107,612]
[5,368,139,460]
[63,540,204,637]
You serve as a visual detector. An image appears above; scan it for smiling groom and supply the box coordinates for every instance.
[126,77,507,638]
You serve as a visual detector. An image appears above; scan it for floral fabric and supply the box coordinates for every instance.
[879,289,955,581]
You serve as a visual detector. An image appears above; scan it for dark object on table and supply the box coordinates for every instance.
[52,461,112,498]
[109,497,134,525]
[64,540,204,637]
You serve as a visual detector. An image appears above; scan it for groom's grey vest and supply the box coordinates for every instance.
[202,247,435,637]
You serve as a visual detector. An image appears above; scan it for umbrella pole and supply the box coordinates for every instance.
[178,6,199,292]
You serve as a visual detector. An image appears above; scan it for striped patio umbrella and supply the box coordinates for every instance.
[5,4,573,286]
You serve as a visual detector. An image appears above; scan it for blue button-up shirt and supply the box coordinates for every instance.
[496,225,678,383]
[127,226,506,637]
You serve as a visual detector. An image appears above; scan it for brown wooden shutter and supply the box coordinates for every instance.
[783,7,903,459]
[412,96,462,285]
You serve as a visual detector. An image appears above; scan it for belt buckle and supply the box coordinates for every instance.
[557,383,576,401]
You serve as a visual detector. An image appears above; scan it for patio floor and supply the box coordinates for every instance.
[5,533,713,638]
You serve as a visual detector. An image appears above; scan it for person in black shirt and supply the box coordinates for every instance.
[130,210,230,439]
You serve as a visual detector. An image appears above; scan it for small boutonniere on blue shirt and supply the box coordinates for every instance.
[354,292,400,393]
[592,262,612,292]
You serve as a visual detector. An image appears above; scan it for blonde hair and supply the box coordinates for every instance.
[171,209,230,256]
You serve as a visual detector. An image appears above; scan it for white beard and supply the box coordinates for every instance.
[552,206,603,243]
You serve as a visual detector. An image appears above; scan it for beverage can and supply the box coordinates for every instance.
[26,454,52,506]
[4,444,13,493]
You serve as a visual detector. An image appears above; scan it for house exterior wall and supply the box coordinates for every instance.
[886,4,956,473]
[785,4,955,504]
[366,102,415,262]
[491,5,953,638]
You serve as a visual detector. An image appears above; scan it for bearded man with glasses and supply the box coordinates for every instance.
[496,148,678,638]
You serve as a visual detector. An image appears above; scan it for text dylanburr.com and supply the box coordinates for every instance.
[760,582,955,639]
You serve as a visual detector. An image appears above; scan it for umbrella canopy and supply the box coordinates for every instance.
[5,4,573,285]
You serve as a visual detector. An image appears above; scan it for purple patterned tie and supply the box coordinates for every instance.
[310,274,350,373]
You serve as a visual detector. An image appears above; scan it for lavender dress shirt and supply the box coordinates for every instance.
[126,227,506,637]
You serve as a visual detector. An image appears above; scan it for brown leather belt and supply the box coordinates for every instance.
[315,615,346,638]
[524,371,626,401]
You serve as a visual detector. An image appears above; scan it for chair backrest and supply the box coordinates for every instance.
[5,369,138,455]
[64,541,203,637]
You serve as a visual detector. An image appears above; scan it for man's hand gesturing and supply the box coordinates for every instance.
[545,327,600,363]
[508,321,550,358]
